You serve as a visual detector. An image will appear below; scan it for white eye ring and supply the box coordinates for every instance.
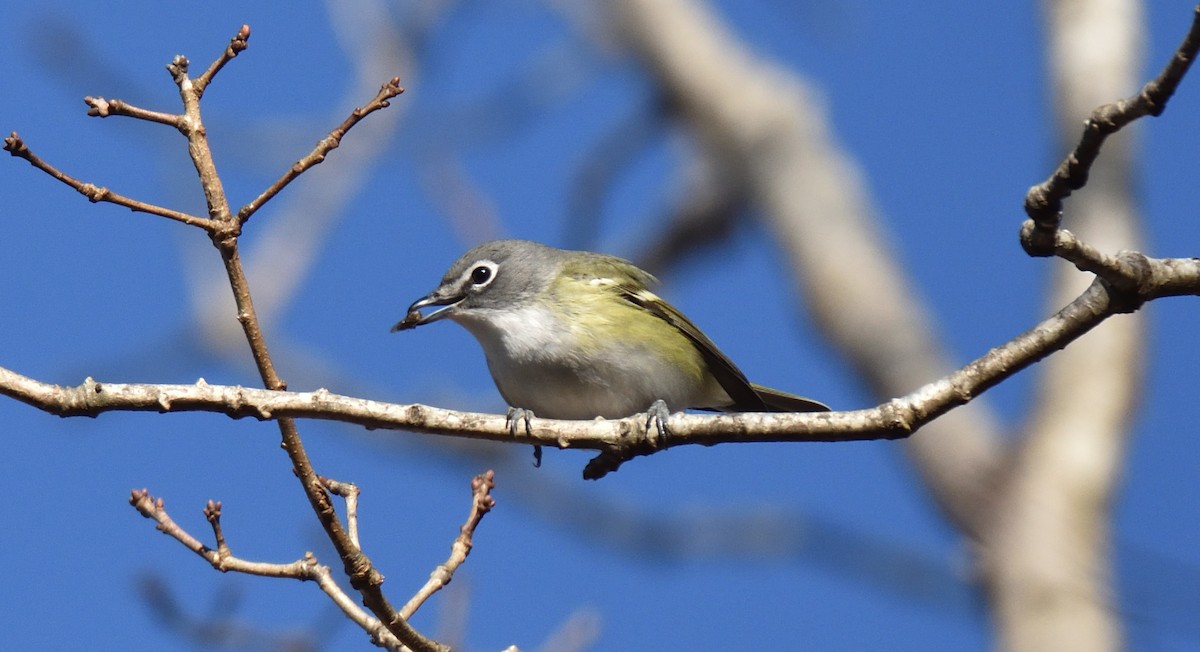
[466,260,498,288]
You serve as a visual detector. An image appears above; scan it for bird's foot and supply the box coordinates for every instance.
[506,407,541,466]
[506,406,535,437]
[644,399,672,447]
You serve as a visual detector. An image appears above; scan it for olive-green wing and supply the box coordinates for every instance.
[640,289,774,411]
[637,292,829,412]
[580,254,829,413]
[633,292,828,411]
[611,280,769,412]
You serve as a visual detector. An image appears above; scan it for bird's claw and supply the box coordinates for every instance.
[506,406,535,438]
[507,407,541,467]
[645,399,671,447]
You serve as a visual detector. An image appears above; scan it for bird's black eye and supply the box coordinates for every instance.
[471,265,492,285]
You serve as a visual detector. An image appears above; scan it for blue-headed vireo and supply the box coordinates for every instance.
[393,240,829,426]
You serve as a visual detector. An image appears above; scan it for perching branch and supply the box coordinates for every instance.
[4,244,1199,477]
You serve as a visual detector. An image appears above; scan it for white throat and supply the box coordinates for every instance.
[453,304,571,362]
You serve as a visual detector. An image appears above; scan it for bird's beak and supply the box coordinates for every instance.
[391,289,464,332]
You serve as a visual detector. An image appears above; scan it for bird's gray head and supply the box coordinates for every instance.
[392,239,564,331]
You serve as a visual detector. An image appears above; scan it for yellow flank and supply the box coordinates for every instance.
[549,260,707,386]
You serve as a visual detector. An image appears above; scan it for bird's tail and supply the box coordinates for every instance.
[750,384,831,412]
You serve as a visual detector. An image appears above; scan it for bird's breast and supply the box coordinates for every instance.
[451,304,726,418]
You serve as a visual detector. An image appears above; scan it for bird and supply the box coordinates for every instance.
[393,239,829,431]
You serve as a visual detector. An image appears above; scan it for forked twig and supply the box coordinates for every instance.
[3,23,448,652]
[1022,6,1200,250]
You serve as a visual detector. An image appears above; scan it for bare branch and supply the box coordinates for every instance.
[174,60,239,227]
[131,489,310,579]
[1019,222,1149,291]
[235,77,405,225]
[7,25,438,650]
[5,248,1198,474]
[83,96,181,126]
[2,132,218,229]
[401,471,496,620]
[126,29,435,648]
[191,1,419,347]
[128,489,404,650]
[1022,5,1200,249]
[194,24,252,96]
[321,477,363,549]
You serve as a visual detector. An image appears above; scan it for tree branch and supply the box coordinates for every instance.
[129,489,404,650]
[400,471,496,620]
[156,29,439,651]
[193,24,252,96]
[2,132,218,229]
[4,248,1197,476]
[235,77,404,225]
[82,96,181,126]
[1022,4,1200,250]
[2,23,443,651]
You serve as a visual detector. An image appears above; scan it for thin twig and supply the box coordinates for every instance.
[2,132,218,229]
[3,22,438,650]
[83,96,181,126]
[128,489,403,650]
[168,54,235,225]
[322,477,362,549]
[235,77,405,225]
[193,24,252,96]
[204,500,230,556]
[400,471,497,620]
[1022,5,1200,249]
[158,28,438,651]
[1018,221,1149,292]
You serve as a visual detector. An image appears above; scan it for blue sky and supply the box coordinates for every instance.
[2,1,1198,650]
